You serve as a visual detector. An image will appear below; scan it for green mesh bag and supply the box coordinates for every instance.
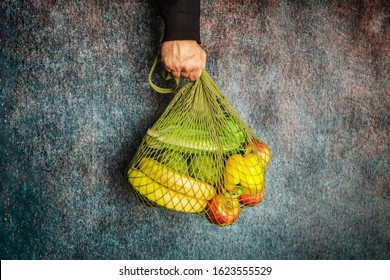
[127,57,272,226]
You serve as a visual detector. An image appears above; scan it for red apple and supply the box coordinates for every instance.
[245,140,271,167]
[239,187,266,207]
[206,193,240,226]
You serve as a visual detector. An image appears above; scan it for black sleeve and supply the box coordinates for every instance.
[157,0,201,43]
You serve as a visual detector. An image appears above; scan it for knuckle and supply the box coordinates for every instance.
[189,73,196,81]
[181,64,191,73]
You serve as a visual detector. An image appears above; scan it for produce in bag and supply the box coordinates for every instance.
[127,57,271,226]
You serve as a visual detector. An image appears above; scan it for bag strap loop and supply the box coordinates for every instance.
[148,56,180,94]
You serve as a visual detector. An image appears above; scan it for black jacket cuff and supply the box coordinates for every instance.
[157,0,201,43]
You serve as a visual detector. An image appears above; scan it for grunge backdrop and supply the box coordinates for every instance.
[1,0,389,259]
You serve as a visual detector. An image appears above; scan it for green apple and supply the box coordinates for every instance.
[189,154,222,185]
[158,151,188,174]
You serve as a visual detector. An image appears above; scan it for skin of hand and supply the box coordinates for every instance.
[161,40,207,81]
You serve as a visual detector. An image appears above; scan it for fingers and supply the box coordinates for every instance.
[162,64,181,79]
[186,68,203,81]
[168,61,204,81]
[171,70,181,78]
[164,63,201,81]
[180,64,194,80]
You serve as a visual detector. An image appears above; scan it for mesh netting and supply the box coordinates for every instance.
[126,58,272,226]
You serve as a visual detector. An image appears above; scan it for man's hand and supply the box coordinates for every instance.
[161,40,207,81]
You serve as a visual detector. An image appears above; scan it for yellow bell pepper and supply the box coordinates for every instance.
[240,153,265,192]
[224,153,265,195]
[224,154,244,193]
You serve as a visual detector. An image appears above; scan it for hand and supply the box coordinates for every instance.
[161,40,207,81]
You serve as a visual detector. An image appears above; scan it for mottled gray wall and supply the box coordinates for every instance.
[1,0,389,259]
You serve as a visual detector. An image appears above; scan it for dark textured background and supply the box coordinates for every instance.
[1,0,389,259]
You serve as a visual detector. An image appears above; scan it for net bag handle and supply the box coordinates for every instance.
[148,56,181,94]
